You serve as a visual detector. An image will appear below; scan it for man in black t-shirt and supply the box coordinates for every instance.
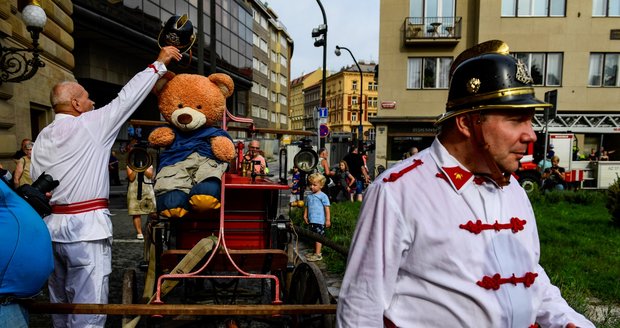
[343,146,370,202]
[542,155,566,191]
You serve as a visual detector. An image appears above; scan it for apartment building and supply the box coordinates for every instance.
[324,63,378,142]
[290,70,323,131]
[376,0,620,168]
[248,0,293,135]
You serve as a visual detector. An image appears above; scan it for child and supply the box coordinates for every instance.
[289,166,301,207]
[334,160,356,202]
[303,173,331,262]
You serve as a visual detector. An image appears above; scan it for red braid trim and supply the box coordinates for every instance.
[148,64,158,74]
[459,217,526,234]
[477,272,538,290]
[383,159,423,182]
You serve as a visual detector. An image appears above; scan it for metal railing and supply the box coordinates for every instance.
[404,16,462,41]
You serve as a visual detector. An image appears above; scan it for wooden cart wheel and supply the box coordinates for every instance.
[288,262,334,328]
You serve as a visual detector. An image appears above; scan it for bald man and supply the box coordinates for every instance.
[31,46,181,328]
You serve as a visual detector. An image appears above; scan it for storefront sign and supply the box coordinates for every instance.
[381,101,396,109]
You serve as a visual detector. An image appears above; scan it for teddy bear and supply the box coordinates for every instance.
[148,73,236,219]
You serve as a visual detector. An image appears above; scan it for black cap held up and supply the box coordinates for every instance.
[158,14,196,54]
[436,40,551,125]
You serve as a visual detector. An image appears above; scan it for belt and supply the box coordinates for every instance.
[51,198,109,214]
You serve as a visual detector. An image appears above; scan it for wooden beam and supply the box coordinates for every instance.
[27,303,337,316]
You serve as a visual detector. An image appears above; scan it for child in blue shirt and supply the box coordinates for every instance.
[289,166,301,207]
[303,173,331,262]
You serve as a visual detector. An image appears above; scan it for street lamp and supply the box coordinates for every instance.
[0,1,47,84]
[312,0,327,148]
[335,45,363,150]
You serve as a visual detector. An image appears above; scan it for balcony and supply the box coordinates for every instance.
[403,16,461,46]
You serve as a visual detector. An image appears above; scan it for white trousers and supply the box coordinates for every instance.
[49,239,111,328]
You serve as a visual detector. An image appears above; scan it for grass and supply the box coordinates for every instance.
[291,190,620,326]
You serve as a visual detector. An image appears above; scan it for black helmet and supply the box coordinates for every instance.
[158,14,196,54]
[436,40,551,125]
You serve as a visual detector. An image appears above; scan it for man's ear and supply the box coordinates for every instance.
[454,114,473,138]
[72,98,82,113]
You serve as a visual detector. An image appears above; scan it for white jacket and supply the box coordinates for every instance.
[336,138,594,328]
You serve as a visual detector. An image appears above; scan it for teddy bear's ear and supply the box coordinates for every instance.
[152,71,177,95]
[208,73,234,98]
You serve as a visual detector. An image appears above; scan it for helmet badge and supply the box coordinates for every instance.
[516,59,534,84]
[466,78,481,94]
[163,32,181,48]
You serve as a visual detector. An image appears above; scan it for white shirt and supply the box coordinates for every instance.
[336,138,594,328]
[31,61,167,243]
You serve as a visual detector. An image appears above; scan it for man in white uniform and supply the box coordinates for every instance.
[336,40,594,328]
[31,46,181,327]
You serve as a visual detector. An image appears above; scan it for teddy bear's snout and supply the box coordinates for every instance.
[177,113,193,124]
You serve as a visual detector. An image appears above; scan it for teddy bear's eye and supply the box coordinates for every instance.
[197,105,202,109]
[178,103,183,108]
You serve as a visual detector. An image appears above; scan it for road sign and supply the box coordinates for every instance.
[318,107,328,118]
[319,124,330,137]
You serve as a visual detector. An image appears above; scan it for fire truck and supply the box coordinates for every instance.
[516,112,620,192]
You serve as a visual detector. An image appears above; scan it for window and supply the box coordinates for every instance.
[352,96,358,105]
[407,57,451,89]
[252,82,260,94]
[410,0,455,20]
[352,80,358,90]
[588,53,620,87]
[409,0,455,31]
[252,58,260,70]
[368,81,378,91]
[368,128,376,141]
[502,0,566,17]
[352,112,357,122]
[280,113,287,124]
[260,38,268,53]
[260,61,268,75]
[513,52,563,86]
[368,97,378,108]
[593,0,620,16]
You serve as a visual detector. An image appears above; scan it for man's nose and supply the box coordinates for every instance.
[524,121,537,143]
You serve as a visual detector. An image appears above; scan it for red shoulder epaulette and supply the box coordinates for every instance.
[383,159,423,182]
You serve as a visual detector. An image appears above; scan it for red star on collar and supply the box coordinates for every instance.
[441,166,473,190]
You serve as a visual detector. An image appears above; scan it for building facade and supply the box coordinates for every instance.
[376,0,620,168]
[289,69,323,131]
[248,0,293,135]
[325,63,378,143]
[0,0,74,169]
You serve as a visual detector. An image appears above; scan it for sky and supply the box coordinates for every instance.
[264,0,380,79]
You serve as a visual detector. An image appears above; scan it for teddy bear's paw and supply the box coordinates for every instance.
[156,190,190,218]
[160,208,189,219]
[189,195,221,212]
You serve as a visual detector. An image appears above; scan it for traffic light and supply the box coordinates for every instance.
[544,90,557,121]
[312,24,327,48]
